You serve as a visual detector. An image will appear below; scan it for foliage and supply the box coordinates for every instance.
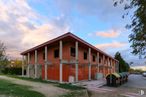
[114,52,130,72]
[9,75,85,91]
[2,67,25,75]
[0,79,45,97]
[9,59,22,68]
[0,41,22,74]
[114,0,146,58]
[129,68,143,74]
[0,41,9,72]
[9,75,56,84]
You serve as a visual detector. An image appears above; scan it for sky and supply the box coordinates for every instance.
[0,0,145,66]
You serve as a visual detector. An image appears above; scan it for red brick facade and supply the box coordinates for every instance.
[21,32,118,82]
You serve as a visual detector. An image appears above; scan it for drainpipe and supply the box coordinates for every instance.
[45,46,48,80]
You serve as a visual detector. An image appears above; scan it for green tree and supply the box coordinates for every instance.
[0,41,8,72]
[114,0,146,58]
[114,52,130,72]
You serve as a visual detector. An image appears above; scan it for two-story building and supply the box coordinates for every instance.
[21,32,119,83]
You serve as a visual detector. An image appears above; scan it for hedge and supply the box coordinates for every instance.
[2,67,26,75]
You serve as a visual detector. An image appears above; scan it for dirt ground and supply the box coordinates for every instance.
[1,75,146,97]
[0,75,68,97]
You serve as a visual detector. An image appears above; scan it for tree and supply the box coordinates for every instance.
[114,0,146,58]
[114,52,130,72]
[0,41,8,72]
[9,59,22,68]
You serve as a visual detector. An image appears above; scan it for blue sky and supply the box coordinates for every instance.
[0,0,145,66]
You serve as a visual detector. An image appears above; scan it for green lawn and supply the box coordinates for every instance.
[0,79,45,97]
[59,91,86,97]
[3,75,86,97]
[56,83,85,90]
[8,75,85,90]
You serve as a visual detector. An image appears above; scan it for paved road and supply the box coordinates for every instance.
[122,74,146,89]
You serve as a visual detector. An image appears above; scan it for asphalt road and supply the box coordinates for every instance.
[122,74,146,89]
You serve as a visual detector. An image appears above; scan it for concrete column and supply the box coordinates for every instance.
[109,58,111,73]
[117,61,119,73]
[88,48,91,80]
[113,60,114,73]
[111,59,113,73]
[22,56,24,76]
[59,40,63,83]
[101,55,103,74]
[35,50,38,78]
[97,52,99,73]
[107,57,110,74]
[45,46,48,80]
[27,53,30,77]
[103,55,105,77]
[113,61,115,72]
[110,59,111,73]
[109,59,111,73]
[75,41,78,82]
[112,61,114,72]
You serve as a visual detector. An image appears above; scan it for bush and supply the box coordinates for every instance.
[2,67,26,75]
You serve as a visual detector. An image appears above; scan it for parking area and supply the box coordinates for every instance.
[121,74,146,89]
[86,74,146,97]
[76,79,106,88]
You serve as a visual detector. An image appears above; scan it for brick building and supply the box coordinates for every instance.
[21,32,119,83]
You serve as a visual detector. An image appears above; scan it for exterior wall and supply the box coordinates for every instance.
[47,45,60,81]
[78,46,89,81]
[62,42,75,82]
[29,65,35,78]
[24,40,118,82]
[37,48,45,79]
[30,52,35,65]
[29,52,35,78]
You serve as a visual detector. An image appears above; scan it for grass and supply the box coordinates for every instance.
[56,83,85,90]
[0,79,45,97]
[59,91,85,97]
[7,75,85,90]
[8,75,56,84]
[1,75,87,97]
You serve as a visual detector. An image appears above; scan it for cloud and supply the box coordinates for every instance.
[0,0,70,59]
[119,49,146,66]
[95,29,121,38]
[53,0,125,22]
[96,42,145,66]
[96,42,127,50]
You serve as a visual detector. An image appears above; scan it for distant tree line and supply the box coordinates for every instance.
[129,68,144,74]
[0,41,9,73]
[114,52,130,73]
[0,41,24,75]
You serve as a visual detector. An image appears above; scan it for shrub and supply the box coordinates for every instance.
[2,67,26,75]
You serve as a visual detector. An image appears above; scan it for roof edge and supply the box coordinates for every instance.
[21,32,118,62]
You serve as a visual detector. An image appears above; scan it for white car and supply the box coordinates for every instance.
[142,72,146,77]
